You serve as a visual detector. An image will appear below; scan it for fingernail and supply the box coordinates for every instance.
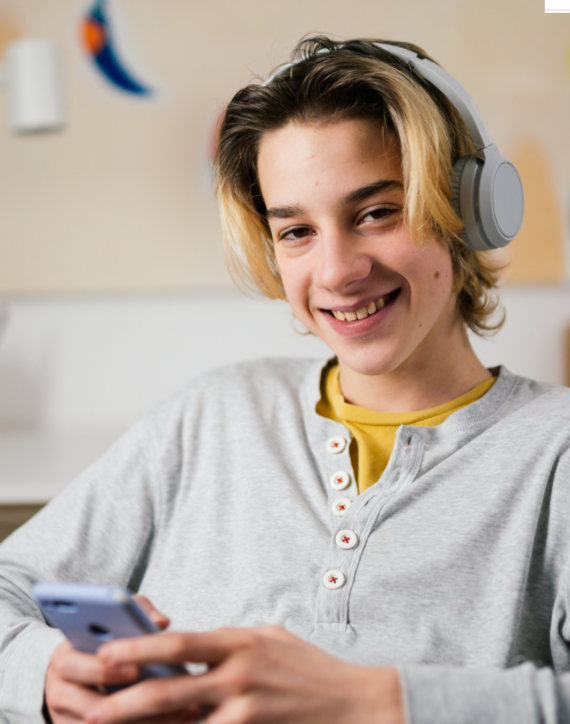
[86,710,101,724]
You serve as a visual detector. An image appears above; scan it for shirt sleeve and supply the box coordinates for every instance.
[0,417,163,724]
[400,662,570,724]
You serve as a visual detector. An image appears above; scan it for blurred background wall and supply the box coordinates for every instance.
[1,0,570,292]
[0,0,568,504]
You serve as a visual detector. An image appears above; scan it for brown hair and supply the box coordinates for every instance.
[214,36,504,335]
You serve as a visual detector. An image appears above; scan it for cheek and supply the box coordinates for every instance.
[276,254,309,309]
[420,241,454,283]
[403,244,455,307]
[432,252,456,296]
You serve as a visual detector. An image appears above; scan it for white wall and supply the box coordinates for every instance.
[0,291,328,434]
[0,287,568,435]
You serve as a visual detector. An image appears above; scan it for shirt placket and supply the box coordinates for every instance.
[315,425,424,630]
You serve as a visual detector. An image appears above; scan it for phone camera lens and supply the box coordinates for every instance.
[88,623,113,640]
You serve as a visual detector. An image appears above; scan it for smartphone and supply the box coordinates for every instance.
[32,581,188,687]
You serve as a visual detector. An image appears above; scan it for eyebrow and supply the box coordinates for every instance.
[265,179,403,220]
[344,179,403,204]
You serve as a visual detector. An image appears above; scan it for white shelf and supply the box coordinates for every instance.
[0,430,121,504]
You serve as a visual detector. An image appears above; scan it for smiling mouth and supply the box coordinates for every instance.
[325,289,400,322]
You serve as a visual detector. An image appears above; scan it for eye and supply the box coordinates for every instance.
[279,226,315,242]
[359,206,399,224]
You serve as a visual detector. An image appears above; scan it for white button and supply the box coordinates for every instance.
[335,529,358,549]
[330,471,351,490]
[332,498,352,516]
[322,569,345,589]
[326,436,347,454]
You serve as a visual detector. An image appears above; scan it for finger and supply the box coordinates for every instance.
[123,712,201,724]
[85,702,196,724]
[85,676,208,724]
[98,628,253,668]
[254,624,292,641]
[51,642,139,687]
[204,696,254,724]
[130,711,203,724]
[45,677,103,719]
[132,594,170,631]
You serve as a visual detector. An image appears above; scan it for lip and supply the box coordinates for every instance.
[320,288,401,338]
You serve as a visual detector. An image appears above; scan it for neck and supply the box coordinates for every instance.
[337,322,491,414]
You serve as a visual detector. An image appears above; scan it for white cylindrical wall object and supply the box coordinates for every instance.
[6,39,64,133]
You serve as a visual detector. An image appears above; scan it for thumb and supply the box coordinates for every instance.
[132,594,170,631]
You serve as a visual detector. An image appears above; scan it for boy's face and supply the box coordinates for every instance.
[258,118,461,380]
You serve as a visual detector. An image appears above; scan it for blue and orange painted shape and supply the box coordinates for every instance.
[81,0,152,96]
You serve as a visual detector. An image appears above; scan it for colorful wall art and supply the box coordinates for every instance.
[81,0,153,96]
[0,0,568,295]
[503,138,565,283]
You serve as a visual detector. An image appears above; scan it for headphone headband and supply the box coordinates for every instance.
[264,43,492,150]
[373,44,492,150]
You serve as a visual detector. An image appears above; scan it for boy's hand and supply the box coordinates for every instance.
[44,595,198,724]
[85,625,404,724]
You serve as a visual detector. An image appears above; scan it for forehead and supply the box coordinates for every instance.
[257,118,402,204]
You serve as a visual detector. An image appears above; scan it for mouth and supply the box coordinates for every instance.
[323,289,401,323]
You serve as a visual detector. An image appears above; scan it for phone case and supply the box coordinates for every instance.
[32,581,188,684]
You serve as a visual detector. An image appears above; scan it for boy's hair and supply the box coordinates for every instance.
[214,36,504,336]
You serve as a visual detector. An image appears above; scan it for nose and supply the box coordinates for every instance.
[313,229,372,293]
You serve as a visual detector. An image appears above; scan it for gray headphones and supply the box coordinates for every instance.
[264,43,524,252]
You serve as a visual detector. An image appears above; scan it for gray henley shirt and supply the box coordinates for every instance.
[0,358,569,723]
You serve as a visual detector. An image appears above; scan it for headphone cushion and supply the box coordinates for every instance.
[450,156,471,247]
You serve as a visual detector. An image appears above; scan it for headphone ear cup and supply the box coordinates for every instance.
[478,153,524,248]
[450,156,472,248]
[451,147,524,251]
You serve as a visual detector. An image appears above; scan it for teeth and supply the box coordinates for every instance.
[331,293,390,322]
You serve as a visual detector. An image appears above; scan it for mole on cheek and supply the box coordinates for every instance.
[434,271,440,279]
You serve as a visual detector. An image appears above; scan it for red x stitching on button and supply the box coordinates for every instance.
[330,576,338,584]
[342,536,351,544]
[332,442,340,449]
[338,504,346,511]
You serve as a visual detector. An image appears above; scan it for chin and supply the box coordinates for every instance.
[335,348,403,377]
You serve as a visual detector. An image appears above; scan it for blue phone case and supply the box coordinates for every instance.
[32,582,187,686]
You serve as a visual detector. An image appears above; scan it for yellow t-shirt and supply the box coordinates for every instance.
[316,364,496,494]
